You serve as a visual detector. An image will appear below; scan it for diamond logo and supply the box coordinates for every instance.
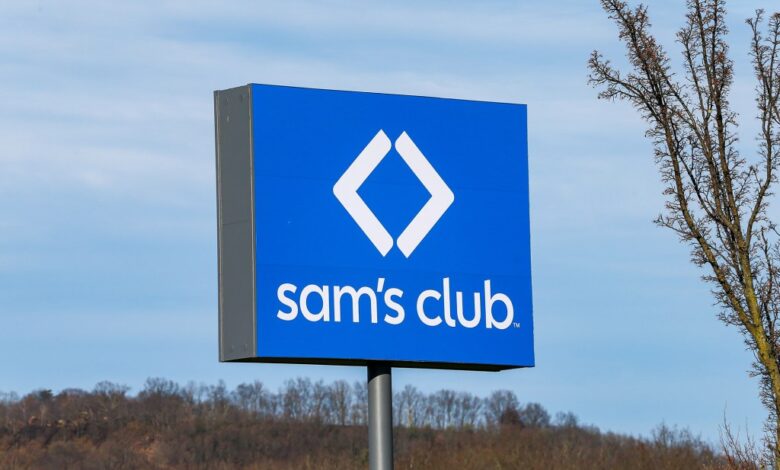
[333,130,455,258]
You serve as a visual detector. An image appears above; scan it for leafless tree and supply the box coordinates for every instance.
[589,0,780,464]
[432,390,457,428]
[233,381,270,417]
[395,385,424,427]
[281,378,310,420]
[722,416,764,469]
[484,390,519,428]
[329,380,352,426]
[519,402,551,428]
[554,411,579,428]
[350,381,368,425]
[456,391,483,429]
[310,380,331,423]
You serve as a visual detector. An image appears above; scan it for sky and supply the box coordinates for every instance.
[0,0,775,443]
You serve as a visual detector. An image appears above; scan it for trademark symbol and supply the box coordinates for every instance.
[513,322,521,329]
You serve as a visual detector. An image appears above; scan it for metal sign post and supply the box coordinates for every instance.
[368,363,393,470]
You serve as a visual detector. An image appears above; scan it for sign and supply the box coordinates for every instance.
[215,84,533,370]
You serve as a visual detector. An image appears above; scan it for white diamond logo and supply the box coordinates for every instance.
[333,130,455,258]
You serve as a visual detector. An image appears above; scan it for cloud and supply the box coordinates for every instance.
[0,0,626,201]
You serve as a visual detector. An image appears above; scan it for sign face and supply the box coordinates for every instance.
[215,84,533,370]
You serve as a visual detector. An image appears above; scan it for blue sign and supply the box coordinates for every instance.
[215,84,533,370]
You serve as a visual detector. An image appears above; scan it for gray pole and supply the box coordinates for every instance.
[368,363,393,470]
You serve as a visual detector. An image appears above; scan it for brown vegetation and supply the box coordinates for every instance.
[0,378,726,469]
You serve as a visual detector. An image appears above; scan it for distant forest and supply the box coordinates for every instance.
[0,377,734,469]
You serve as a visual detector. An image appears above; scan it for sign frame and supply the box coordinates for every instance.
[215,83,534,371]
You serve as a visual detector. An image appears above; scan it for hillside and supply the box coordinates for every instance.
[0,378,727,469]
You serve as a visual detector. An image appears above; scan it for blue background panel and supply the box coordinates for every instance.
[251,84,533,369]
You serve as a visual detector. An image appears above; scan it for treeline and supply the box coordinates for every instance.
[0,377,730,469]
[0,377,578,430]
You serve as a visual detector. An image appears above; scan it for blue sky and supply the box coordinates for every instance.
[0,0,774,442]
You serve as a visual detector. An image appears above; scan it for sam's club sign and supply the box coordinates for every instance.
[215,84,533,370]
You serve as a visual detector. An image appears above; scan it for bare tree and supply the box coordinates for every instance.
[92,381,130,420]
[311,380,331,423]
[588,0,780,464]
[233,381,270,417]
[455,392,482,429]
[350,381,368,425]
[396,385,424,427]
[330,380,352,426]
[431,390,457,428]
[519,403,551,429]
[281,378,311,420]
[483,390,519,428]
